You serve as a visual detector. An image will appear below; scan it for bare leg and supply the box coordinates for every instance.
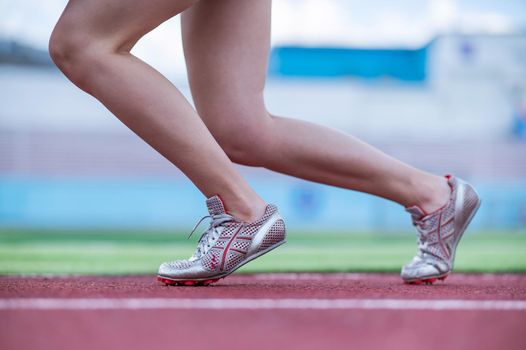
[182,0,450,214]
[49,0,266,221]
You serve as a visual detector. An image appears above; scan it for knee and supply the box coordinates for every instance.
[219,130,272,167]
[207,111,274,167]
[49,29,97,92]
[49,21,117,92]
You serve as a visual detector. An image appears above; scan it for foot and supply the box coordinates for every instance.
[158,195,286,286]
[401,175,481,285]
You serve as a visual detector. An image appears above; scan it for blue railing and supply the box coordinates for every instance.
[268,45,429,81]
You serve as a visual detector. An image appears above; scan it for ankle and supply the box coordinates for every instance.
[411,175,451,214]
[223,194,267,222]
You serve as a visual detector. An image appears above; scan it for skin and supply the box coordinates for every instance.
[49,0,450,222]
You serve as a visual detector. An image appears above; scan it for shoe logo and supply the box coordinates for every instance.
[210,254,218,270]
[220,226,244,271]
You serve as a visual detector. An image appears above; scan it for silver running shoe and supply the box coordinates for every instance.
[158,195,286,286]
[401,175,481,284]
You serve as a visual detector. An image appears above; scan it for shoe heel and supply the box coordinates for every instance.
[255,218,286,254]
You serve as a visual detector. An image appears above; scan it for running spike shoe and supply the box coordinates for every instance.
[401,175,481,285]
[158,195,286,286]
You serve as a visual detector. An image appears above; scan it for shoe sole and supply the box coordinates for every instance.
[404,274,449,285]
[157,240,286,286]
[404,194,481,285]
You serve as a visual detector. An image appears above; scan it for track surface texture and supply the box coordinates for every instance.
[1,273,525,350]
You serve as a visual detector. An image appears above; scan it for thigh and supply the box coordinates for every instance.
[182,0,272,122]
[54,0,196,50]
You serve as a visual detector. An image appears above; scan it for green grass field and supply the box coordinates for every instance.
[0,229,525,275]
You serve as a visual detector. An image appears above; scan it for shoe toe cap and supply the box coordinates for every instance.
[157,262,174,276]
[158,259,215,280]
[158,260,192,275]
[401,262,441,280]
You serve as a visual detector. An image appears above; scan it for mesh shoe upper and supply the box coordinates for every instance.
[158,195,286,281]
[401,175,480,281]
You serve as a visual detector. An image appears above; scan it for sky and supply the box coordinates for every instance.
[1,0,525,76]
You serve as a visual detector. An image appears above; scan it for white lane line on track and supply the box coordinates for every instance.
[251,273,526,281]
[1,298,525,311]
[252,273,373,280]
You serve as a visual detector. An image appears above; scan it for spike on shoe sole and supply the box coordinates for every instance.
[404,274,449,285]
[157,276,221,287]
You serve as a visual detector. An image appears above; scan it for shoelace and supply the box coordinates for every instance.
[187,213,235,261]
[410,216,434,258]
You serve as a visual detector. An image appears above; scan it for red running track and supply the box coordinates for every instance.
[1,273,525,350]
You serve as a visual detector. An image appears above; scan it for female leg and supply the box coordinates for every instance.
[182,0,450,214]
[182,0,481,284]
[49,0,266,222]
[49,0,287,285]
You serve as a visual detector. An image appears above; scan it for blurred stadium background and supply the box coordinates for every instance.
[0,0,525,274]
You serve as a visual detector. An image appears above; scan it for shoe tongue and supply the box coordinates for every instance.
[206,195,227,216]
[405,205,426,220]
